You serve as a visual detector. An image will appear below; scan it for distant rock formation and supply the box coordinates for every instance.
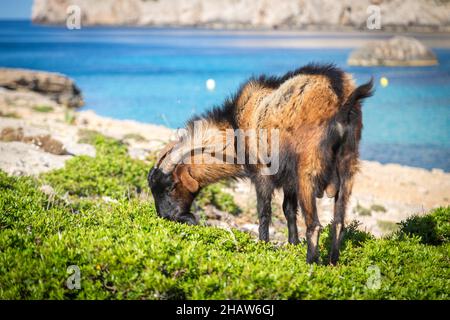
[32,0,450,32]
[348,36,438,66]
[0,68,83,108]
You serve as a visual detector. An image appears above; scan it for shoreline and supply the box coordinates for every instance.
[3,20,450,49]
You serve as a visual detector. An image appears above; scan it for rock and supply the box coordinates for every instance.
[348,36,438,66]
[0,127,24,142]
[204,206,237,226]
[0,141,71,175]
[0,87,60,114]
[240,223,259,234]
[102,196,119,203]
[0,68,83,108]
[0,127,69,155]
[32,0,450,31]
[40,184,56,197]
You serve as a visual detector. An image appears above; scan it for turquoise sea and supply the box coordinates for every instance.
[0,20,449,171]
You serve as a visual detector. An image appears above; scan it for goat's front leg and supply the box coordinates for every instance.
[282,189,299,245]
[299,177,322,264]
[255,183,273,242]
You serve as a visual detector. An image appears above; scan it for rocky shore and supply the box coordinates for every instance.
[348,36,439,66]
[1,68,449,239]
[0,68,83,108]
[32,0,450,32]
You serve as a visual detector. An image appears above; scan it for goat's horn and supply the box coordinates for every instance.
[159,141,203,173]
[155,140,179,168]
[159,139,232,173]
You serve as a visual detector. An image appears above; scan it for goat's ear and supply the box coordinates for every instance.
[174,165,199,193]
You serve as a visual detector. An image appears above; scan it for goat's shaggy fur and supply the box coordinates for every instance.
[149,63,373,265]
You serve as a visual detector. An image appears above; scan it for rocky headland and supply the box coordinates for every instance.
[32,0,450,32]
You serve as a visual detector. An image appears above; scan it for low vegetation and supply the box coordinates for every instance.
[44,134,148,199]
[0,111,21,118]
[377,220,399,233]
[196,182,241,216]
[0,136,448,299]
[396,207,450,245]
[354,203,387,216]
[353,203,372,216]
[371,204,387,213]
[123,133,147,142]
[32,105,54,113]
[64,109,76,125]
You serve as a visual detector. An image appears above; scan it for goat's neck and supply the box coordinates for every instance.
[185,119,243,187]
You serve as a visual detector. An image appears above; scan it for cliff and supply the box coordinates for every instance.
[32,0,450,32]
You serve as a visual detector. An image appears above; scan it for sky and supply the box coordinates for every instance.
[0,0,33,19]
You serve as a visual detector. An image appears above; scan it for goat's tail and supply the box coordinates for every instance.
[337,77,374,124]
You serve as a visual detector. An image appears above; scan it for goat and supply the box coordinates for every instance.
[148,63,373,264]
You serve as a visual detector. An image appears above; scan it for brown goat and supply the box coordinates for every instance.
[148,63,373,265]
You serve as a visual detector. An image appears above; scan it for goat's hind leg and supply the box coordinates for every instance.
[255,181,273,242]
[330,197,345,265]
[330,161,356,265]
[298,179,322,264]
[282,188,299,245]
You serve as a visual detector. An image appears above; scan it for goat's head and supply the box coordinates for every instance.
[148,140,201,225]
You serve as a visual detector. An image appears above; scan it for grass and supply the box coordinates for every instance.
[123,133,146,142]
[353,203,372,216]
[396,207,450,245]
[371,204,387,213]
[0,111,21,119]
[43,134,148,199]
[377,220,399,233]
[32,105,54,113]
[77,129,104,144]
[354,203,387,217]
[196,182,241,216]
[64,109,76,125]
[0,136,449,299]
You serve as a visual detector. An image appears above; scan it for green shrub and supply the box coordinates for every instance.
[32,105,54,113]
[64,109,76,125]
[123,133,146,142]
[354,203,371,216]
[1,136,449,299]
[396,207,450,245]
[77,129,105,145]
[0,170,449,299]
[42,134,149,199]
[0,111,21,118]
[196,183,241,215]
[1,170,450,299]
[377,220,399,233]
[320,221,374,261]
[371,204,387,213]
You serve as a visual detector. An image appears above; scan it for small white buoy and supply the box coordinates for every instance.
[206,78,216,91]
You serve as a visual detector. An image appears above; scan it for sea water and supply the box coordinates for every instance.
[0,20,449,171]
